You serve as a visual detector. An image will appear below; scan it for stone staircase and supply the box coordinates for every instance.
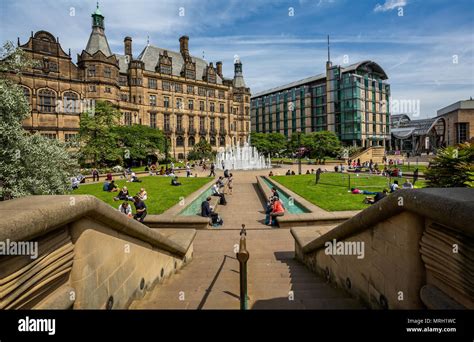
[130,229,364,309]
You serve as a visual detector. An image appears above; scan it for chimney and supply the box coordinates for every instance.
[179,35,189,55]
[216,61,222,77]
[124,36,132,58]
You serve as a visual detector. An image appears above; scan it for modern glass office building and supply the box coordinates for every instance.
[251,60,391,147]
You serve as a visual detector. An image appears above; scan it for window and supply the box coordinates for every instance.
[219,136,225,146]
[162,81,171,91]
[41,133,57,139]
[131,78,142,86]
[210,118,215,131]
[65,133,77,142]
[200,117,205,130]
[63,91,78,113]
[189,116,195,130]
[149,95,157,106]
[188,99,194,110]
[176,136,184,147]
[87,65,96,77]
[187,85,194,94]
[160,64,172,75]
[208,89,215,98]
[150,112,157,128]
[120,93,129,102]
[199,101,205,111]
[148,78,157,89]
[119,76,128,86]
[104,67,112,78]
[185,69,195,79]
[210,136,216,146]
[164,114,170,131]
[89,85,96,92]
[124,112,132,126]
[245,107,249,116]
[174,83,183,93]
[164,97,170,108]
[218,90,225,99]
[188,136,195,147]
[22,87,31,102]
[198,87,206,96]
[38,89,56,112]
[177,115,183,131]
[210,102,215,112]
[105,87,112,93]
[176,98,183,110]
[456,123,469,143]
[220,103,225,113]
[220,118,225,131]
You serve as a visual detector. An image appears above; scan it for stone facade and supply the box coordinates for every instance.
[5,5,251,159]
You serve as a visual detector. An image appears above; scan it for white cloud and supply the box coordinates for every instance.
[374,0,407,13]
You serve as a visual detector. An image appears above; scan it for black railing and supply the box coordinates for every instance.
[236,224,249,310]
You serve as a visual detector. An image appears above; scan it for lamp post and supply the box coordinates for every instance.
[297,130,302,175]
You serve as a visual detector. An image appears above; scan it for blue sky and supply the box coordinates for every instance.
[1,0,473,118]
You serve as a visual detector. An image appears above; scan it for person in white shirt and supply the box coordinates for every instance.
[402,179,414,189]
[118,202,132,217]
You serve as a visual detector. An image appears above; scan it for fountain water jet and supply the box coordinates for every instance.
[216,137,271,170]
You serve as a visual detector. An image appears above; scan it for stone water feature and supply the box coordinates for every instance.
[216,137,271,170]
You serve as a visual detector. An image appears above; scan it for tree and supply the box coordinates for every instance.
[308,131,342,162]
[78,101,122,167]
[250,132,287,156]
[111,125,165,165]
[187,140,213,161]
[0,41,78,200]
[424,142,474,188]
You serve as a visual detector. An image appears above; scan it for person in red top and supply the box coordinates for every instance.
[269,197,285,226]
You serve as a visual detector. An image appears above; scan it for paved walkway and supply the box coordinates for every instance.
[131,229,362,309]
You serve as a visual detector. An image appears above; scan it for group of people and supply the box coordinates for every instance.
[264,187,285,226]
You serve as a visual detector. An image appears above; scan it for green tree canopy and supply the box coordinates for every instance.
[78,101,122,167]
[0,41,78,200]
[250,132,287,156]
[424,142,474,188]
[111,125,165,163]
[187,140,213,161]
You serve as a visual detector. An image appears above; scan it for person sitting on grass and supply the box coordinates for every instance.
[171,176,181,186]
[107,180,118,192]
[285,169,291,176]
[131,172,142,183]
[71,177,80,190]
[102,180,110,191]
[201,196,213,217]
[114,186,133,201]
[269,197,285,226]
[366,189,388,204]
[390,180,399,193]
[132,196,147,223]
[118,201,132,217]
[291,171,296,175]
[137,188,148,200]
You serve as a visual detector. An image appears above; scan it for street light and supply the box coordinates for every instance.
[297,129,302,175]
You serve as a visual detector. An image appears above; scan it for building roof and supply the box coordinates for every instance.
[251,60,388,98]
[391,116,446,139]
[437,99,474,116]
[84,27,112,57]
[136,45,223,84]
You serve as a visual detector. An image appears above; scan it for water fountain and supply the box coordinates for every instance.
[216,137,271,170]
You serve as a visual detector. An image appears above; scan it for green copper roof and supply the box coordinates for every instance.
[93,3,103,16]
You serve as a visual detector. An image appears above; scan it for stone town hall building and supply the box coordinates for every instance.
[6,5,251,160]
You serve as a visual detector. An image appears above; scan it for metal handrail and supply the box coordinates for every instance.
[236,224,249,310]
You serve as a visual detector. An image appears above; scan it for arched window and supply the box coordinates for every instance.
[210,136,216,146]
[219,136,225,147]
[188,136,195,147]
[176,136,184,147]
[200,136,206,143]
[63,91,79,113]
[38,89,56,112]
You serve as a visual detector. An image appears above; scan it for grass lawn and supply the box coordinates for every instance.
[271,173,425,211]
[392,164,428,173]
[72,176,212,214]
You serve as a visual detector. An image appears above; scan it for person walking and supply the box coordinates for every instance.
[227,173,234,195]
[209,162,216,177]
[315,168,322,184]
